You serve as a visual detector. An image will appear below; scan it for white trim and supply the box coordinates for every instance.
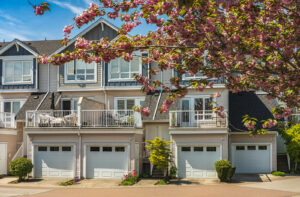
[83,142,130,178]
[0,89,38,93]
[50,18,120,57]
[64,61,98,84]
[0,130,17,135]
[25,130,143,134]
[57,86,142,92]
[32,142,77,178]
[231,143,272,173]
[0,55,35,60]
[114,96,145,110]
[0,39,39,56]
[0,142,8,174]
[169,130,228,134]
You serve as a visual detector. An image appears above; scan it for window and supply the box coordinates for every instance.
[4,101,21,114]
[103,147,112,152]
[38,146,47,151]
[207,147,217,152]
[194,147,203,152]
[3,60,33,84]
[62,147,72,151]
[90,147,100,152]
[65,60,96,83]
[236,146,245,150]
[184,72,204,79]
[247,146,256,150]
[117,99,135,111]
[181,147,191,152]
[109,57,141,80]
[50,147,59,151]
[115,147,125,152]
[258,146,267,150]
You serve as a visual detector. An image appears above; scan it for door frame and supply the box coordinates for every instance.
[175,142,222,178]
[83,142,131,178]
[231,143,272,173]
[31,142,77,178]
[0,142,7,175]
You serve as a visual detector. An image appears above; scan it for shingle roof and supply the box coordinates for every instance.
[0,40,61,56]
[16,92,61,121]
[229,91,278,132]
[16,92,48,121]
[143,91,180,121]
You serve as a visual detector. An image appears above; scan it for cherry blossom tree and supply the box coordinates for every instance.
[33,0,299,134]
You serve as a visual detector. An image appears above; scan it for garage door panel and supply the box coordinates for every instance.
[34,146,75,178]
[232,144,271,173]
[86,145,129,179]
[178,146,220,178]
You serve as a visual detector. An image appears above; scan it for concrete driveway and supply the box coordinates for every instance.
[0,187,50,197]
[242,176,300,193]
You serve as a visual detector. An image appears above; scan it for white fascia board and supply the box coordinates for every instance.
[169,130,228,134]
[0,39,38,56]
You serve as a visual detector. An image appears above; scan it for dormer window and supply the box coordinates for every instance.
[109,57,141,81]
[3,60,33,84]
[65,60,97,83]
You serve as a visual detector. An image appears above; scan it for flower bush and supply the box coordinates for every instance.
[121,170,138,186]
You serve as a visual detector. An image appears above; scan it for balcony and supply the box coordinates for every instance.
[169,110,227,128]
[26,110,142,128]
[0,112,16,128]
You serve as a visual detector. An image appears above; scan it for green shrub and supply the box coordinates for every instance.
[215,160,236,182]
[60,180,74,186]
[156,179,167,185]
[9,158,33,182]
[140,173,150,178]
[169,166,177,179]
[272,171,285,176]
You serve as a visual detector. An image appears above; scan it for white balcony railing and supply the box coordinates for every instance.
[169,110,227,128]
[26,110,141,128]
[0,112,16,128]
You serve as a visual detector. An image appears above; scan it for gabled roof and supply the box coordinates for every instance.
[229,91,278,132]
[0,39,61,56]
[49,17,120,56]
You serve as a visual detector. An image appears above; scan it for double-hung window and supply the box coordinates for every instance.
[65,60,96,83]
[109,57,141,80]
[3,60,33,84]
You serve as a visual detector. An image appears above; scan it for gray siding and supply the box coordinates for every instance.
[1,45,33,56]
[59,22,118,89]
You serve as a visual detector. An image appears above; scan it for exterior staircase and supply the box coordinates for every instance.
[151,165,164,178]
[277,154,289,172]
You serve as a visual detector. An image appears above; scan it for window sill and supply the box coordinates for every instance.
[2,82,33,85]
[64,80,98,84]
[108,79,136,82]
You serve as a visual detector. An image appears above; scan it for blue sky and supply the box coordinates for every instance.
[0,0,156,42]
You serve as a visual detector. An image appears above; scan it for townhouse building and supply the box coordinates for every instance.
[0,18,285,179]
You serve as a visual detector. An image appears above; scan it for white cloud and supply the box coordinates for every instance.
[0,29,30,41]
[0,11,22,24]
[83,0,96,6]
[50,0,85,15]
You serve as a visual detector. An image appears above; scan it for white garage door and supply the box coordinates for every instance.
[0,143,7,175]
[86,145,129,178]
[232,144,271,173]
[34,145,75,178]
[178,145,221,178]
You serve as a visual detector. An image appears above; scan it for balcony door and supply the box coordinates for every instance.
[180,96,213,126]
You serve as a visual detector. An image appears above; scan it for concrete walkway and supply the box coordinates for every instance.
[242,176,300,193]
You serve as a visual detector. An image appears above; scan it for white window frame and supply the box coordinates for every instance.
[114,97,145,110]
[64,60,97,84]
[0,98,26,114]
[108,56,142,82]
[60,98,79,111]
[2,60,33,85]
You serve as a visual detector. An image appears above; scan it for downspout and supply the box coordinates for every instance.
[152,70,163,120]
[48,63,50,92]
